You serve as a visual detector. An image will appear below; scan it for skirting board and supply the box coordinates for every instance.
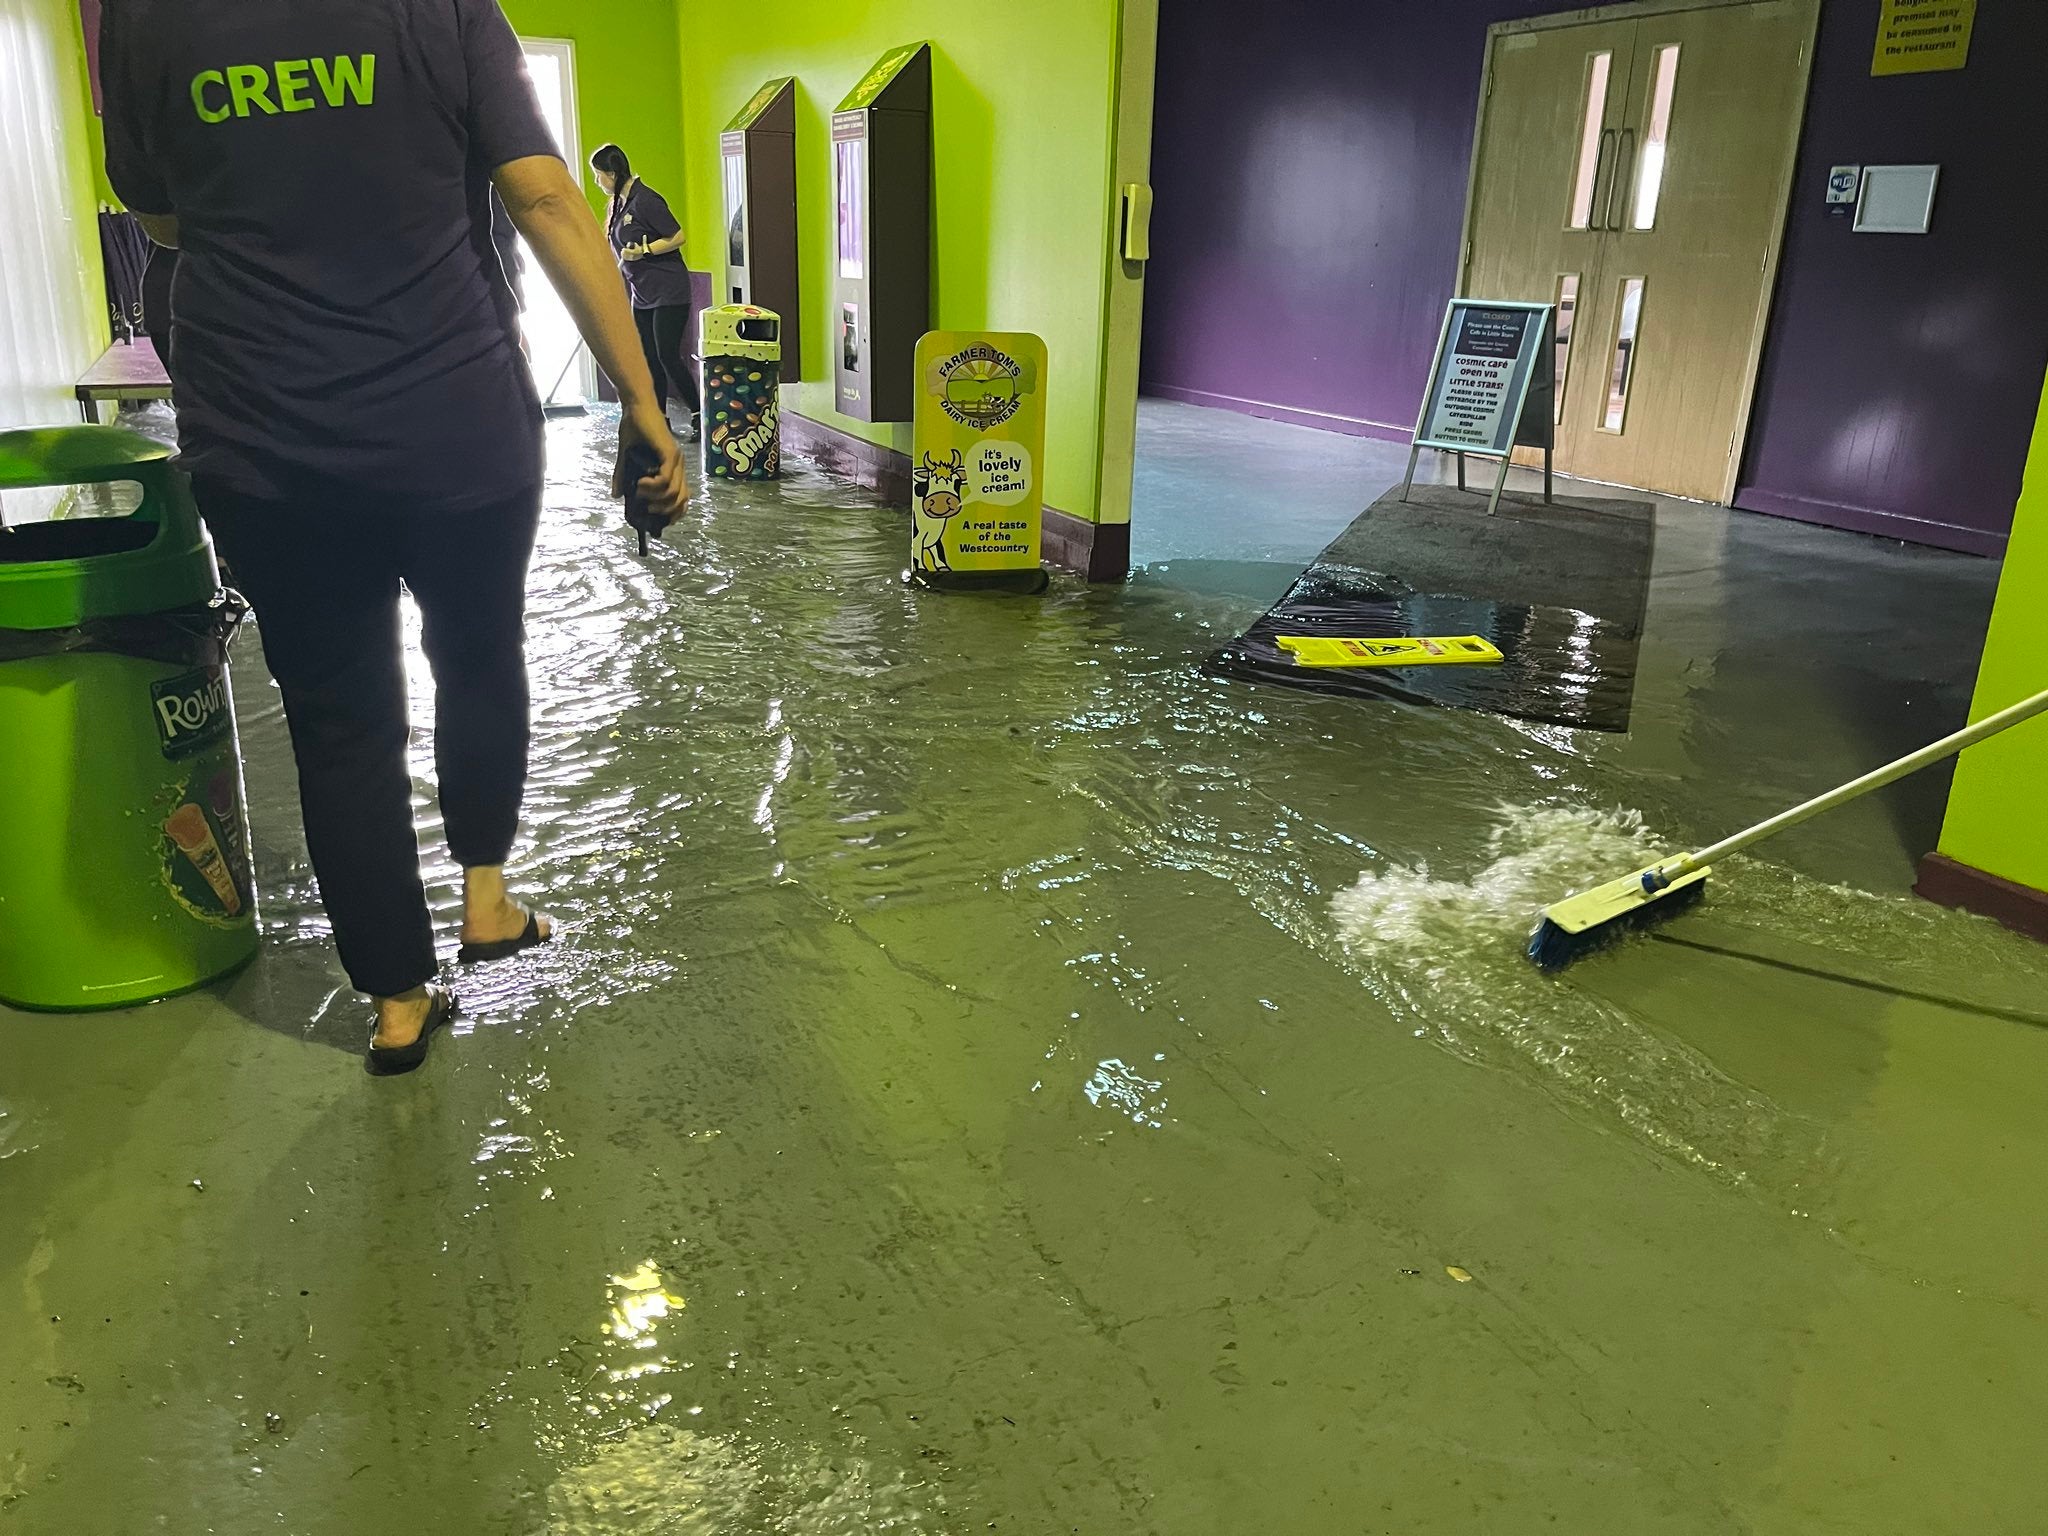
[779,410,1129,582]
[1138,382,1413,444]
[1915,851,2048,945]
[1732,486,2006,558]
[1043,508,1131,584]
[779,410,912,505]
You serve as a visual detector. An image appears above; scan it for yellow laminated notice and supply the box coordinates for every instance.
[1276,635,1504,669]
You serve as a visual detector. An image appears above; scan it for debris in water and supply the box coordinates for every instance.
[1446,1266,1474,1283]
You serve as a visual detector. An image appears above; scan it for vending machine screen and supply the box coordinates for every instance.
[722,151,747,269]
[835,138,866,280]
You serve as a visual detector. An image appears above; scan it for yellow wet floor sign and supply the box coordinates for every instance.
[1278,635,1503,669]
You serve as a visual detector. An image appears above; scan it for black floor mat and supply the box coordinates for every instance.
[1206,483,1656,733]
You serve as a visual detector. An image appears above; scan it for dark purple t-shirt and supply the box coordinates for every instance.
[100,0,559,509]
[606,181,694,310]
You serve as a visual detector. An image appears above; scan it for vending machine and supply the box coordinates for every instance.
[831,42,930,423]
[718,76,802,380]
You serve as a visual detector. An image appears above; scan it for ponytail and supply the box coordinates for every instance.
[589,142,633,217]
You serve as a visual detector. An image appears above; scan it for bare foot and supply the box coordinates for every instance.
[372,986,433,1050]
[461,894,551,946]
[460,866,553,947]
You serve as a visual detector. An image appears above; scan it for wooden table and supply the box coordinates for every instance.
[74,338,172,422]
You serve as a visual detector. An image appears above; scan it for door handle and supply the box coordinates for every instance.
[1121,183,1153,262]
[1607,127,1637,230]
[1587,127,1617,229]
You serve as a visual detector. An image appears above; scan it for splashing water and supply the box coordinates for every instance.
[1331,802,1656,949]
[1328,803,1836,1194]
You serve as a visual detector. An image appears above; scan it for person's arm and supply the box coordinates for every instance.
[625,231,685,260]
[492,155,685,517]
[456,0,684,518]
[621,188,686,262]
[100,4,178,241]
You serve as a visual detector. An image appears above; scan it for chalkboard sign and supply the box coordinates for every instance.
[1402,298,1554,517]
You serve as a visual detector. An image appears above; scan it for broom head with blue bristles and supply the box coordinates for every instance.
[1527,861,1712,971]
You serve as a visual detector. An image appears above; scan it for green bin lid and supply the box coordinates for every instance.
[0,426,219,632]
[699,305,781,363]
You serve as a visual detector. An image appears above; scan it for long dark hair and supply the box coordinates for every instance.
[589,143,633,217]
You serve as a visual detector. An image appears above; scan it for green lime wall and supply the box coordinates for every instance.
[675,0,1124,522]
[84,108,118,211]
[1937,369,2048,891]
[501,0,686,217]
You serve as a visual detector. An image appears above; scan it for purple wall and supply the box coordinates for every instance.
[1733,0,2048,554]
[1141,0,1556,439]
[1143,0,2048,553]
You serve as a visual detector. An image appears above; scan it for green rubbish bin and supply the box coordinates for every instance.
[699,304,782,480]
[0,426,258,1011]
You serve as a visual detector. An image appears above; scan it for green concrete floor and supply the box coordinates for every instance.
[3,407,2045,1533]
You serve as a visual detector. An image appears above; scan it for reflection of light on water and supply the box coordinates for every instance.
[605,1261,685,1360]
[1084,1058,1168,1128]
[0,1098,29,1160]
[755,732,795,831]
[552,1259,695,1428]
[755,698,796,833]
[545,1424,941,1535]
[546,1261,942,1533]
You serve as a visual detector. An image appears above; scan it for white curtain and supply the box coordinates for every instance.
[0,0,107,434]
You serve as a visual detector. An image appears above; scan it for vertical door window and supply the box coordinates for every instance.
[1601,277,1645,432]
[1567,52,1614,230]
[1631,45,1681,229]
[1552,274,1580,423]
[515,41,587,406]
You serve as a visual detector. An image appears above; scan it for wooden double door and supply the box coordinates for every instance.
[1463,0,1817,502]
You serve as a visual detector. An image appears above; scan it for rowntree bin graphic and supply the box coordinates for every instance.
[0,426,258,1011]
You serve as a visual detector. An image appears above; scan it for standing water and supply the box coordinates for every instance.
[4,414,2047,1533]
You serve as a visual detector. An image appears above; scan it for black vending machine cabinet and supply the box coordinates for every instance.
[831,42,930,424]
[720,76,802,381]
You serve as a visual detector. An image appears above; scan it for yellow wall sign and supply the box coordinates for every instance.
[1872,0,1974,76]
[910,331,1049,592]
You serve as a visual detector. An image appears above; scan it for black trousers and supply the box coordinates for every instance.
[197,481,543,997]
[634,303,701,418]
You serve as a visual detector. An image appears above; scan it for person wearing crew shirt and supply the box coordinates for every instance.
[100,0,689,1073]
[590,143,701,442]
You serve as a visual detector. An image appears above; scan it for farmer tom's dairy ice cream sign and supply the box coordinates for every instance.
[909,331,1048,590]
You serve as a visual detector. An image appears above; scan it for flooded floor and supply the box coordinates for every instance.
[5,409,2047,1533]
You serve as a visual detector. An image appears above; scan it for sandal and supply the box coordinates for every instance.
[457,906,553,966]
[365,985,458,1078]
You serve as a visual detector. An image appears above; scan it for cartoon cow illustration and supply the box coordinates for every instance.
[911,449,967,573]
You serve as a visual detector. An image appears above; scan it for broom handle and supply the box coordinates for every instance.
[1664,686,2048,878]
[544,340,585,407]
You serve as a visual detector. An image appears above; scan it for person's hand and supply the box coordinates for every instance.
[621,242,647,262]
[614,399,687,520]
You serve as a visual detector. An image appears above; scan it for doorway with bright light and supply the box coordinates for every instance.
[516,37,595,408]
